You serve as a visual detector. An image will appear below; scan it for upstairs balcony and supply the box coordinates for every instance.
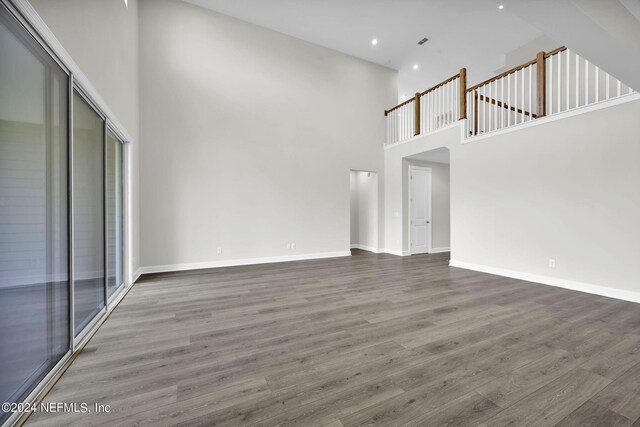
[385,47,637,146]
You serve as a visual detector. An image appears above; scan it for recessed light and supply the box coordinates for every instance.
[371,38,378,46]
[498,4,504,9]
[413,64,419,70]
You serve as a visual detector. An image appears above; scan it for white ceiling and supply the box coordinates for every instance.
[504,0,640,92]
[183,0,547,101]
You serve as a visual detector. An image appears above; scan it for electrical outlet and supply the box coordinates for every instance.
[548,259,556,268]
[291,243,296,249]
[217,247,222,254]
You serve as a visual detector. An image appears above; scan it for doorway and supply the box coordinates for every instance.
[409,166,431,254]
[349,170,379,252]
[406,147,451,255]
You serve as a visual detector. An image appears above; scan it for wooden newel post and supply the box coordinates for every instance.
[414,92,421,136]
[459,68,467,120]
[536,51,546,118]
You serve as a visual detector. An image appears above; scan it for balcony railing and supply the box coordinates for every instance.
[385,48,636,145]
[385,71,464,146]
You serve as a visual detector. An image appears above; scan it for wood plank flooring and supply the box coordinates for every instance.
[25,250,640,426]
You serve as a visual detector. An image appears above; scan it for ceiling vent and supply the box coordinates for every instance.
[418,37,429,45]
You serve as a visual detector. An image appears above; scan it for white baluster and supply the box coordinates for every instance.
[575,53,580,107]
[566,50,570,110]
[482,86,486,133]
[516,70,521,124]
[430,91,434,132]
[595,66,600,102]
[529,65,533,121]
[500,76,504,129]
[521,68,525,122]
[487,82,495,132]
[507,73,511,127]
[585,59,590,105]
[548,56,553,115]
[557,53,561,112]
[445,84,450,125]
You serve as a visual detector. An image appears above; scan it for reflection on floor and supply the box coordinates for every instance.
[0,281,67,415]
[0,277,122,420]
[24,250,640,426]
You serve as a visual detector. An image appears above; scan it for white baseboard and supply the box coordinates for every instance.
[350,244,382,253]
[430,247,451,254]
[449,260,640,304]
[139,251,351,275]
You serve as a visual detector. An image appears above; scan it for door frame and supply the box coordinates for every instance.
[408,165,432,255]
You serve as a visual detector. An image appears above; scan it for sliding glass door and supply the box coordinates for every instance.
[1,4,128,421]
[0,9,69,423]
[72,92,105,336]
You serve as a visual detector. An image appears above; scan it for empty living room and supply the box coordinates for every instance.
[2,0,640,425]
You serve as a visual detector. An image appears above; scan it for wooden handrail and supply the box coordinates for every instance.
[384,97,415,116]
[420,73,461,96]
[467,59,536,93]
[467,46,566,93]
[477,93,538,118]
[544,46,567,58]
[385,72,461,115]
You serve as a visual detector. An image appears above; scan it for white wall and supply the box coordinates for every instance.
[451,99,640,295]
[29,0,141,279]
[350,171,378,250]
[138,0,396,269]
[384,98,640,299]
[405,160,450,251]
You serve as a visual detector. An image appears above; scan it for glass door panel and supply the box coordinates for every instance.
[72,92,105,336]
[0,8,69,423]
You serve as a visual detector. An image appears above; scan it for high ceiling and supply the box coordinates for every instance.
[183,0,546,101]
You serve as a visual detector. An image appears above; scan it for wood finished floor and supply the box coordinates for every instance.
[26,250,640,427]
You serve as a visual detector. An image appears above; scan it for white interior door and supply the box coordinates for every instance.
[410,167,431,254]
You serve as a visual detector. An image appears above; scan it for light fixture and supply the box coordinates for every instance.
[498,4,504,9]
[413,64,419,70]
[371,38,378,46]
[124,0,128,7]
[400,95,406,100]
